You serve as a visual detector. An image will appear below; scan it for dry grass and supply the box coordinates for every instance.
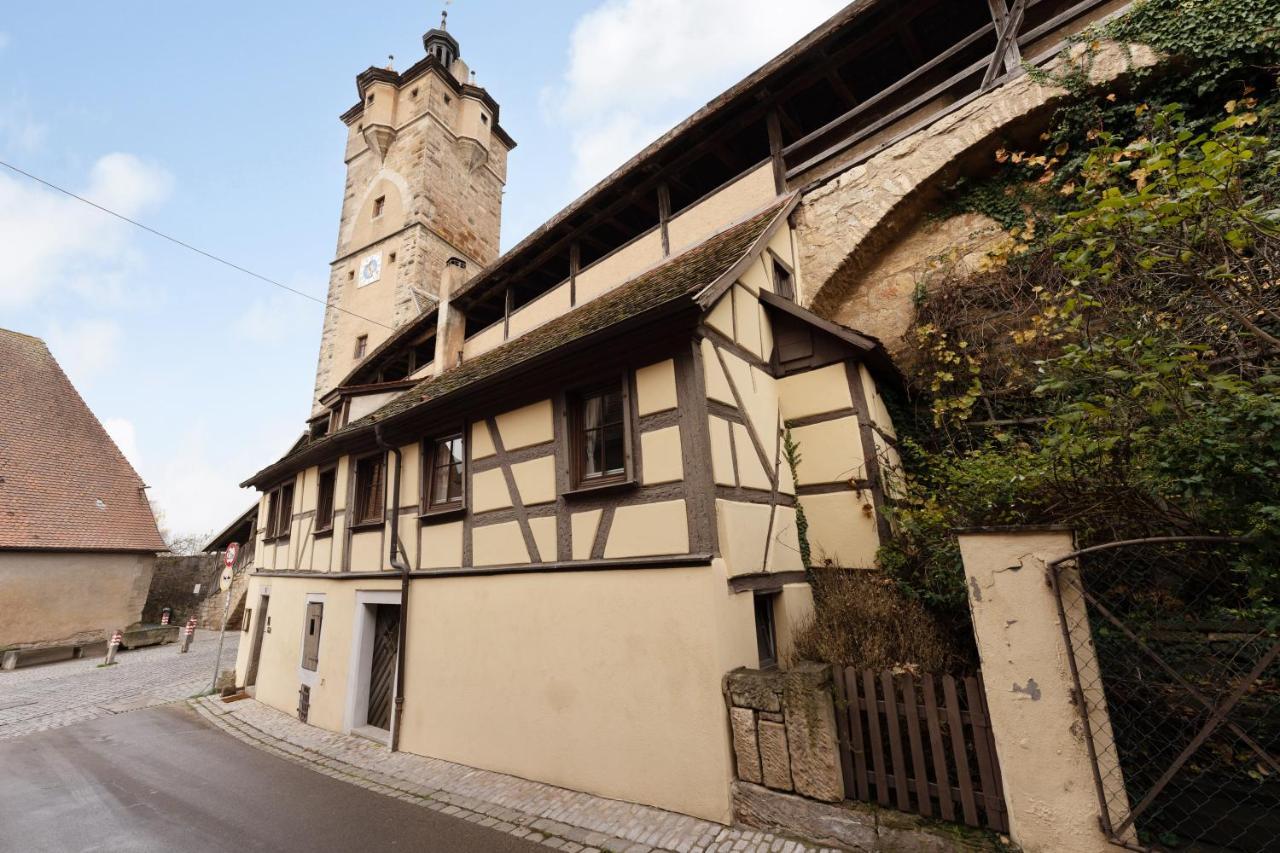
[791,570,966,673]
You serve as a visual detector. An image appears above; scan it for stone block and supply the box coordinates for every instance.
[757,720,792,792]
[726,668,782,712]
[733,782,877,851]
[730,707,762,784]
[782,663,843,803]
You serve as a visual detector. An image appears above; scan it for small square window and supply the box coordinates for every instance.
[354,334,368,360]
[425,434,465,510]
[481,113,489,125]
[388,252,397,263]
[352,453,386,527]
[410,87,419,98]
[754,592,778,669]
[373,196,386,218]
[572,383,628,487]
[366,93,375,105]
[348,270,355,280]
[444,94,452,105]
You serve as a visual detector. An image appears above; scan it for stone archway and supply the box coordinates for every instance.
[794,42,1156,347]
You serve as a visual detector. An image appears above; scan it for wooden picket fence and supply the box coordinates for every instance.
[832,668,1008,832]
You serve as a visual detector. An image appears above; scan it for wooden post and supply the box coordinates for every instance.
[957,528,1131,853]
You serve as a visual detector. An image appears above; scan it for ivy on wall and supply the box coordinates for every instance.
[878,0,1280,635]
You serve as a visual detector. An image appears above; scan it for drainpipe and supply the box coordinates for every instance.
[375,423,412,752]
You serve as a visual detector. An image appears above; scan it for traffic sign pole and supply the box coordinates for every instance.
[210,543,239,693]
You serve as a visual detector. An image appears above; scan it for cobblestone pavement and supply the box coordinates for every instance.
[193,696,836,853]
[0,633,239,739]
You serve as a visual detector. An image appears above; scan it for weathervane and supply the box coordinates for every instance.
[441,1,451,30]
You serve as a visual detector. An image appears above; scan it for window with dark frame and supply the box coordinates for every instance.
[754,592,779,669]
[373,195,385,217]
[354,334,368,359]
[425,434,465,510]
[573,383,627,487]
[772,257,795,301]
[352,453,385,527]
[315,466,336,533]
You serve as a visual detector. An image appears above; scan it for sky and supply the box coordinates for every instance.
[0,0,847,542]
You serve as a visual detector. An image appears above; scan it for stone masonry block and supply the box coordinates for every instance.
[726,668,782,712]
[781,663,843,803]
[757,720,792,792]
[730,707,762,784]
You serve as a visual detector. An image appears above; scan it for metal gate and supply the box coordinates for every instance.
[366,604,399,731]
[1048,536,1278,851]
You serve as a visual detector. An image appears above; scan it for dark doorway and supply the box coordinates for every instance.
[366,604,400,731]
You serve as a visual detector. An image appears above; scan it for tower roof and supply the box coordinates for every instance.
[423,9,460,66]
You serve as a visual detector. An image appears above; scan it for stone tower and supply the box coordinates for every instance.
[312,16,515,411]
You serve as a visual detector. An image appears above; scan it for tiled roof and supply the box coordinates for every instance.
[245,200,789,486]
[0,329,167,552]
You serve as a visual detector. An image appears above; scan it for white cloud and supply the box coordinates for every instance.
[103,417,141,469]
[551,0,847,191]
[46,317,122,385]
[236,287,323,345]
[144,420,300,543]
[0,152,173,307]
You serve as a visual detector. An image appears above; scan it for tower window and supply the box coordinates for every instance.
[354,335,368,359]
[388,252,397,263]
[348,270,355,280]
[444,94,452,105]
[373,196,386,218]
[481,113,489,125]
[410,87,419,98]
[366,93,375,105]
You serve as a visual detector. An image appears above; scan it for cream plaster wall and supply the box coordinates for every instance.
[473,520,529,566]
[958,530,1130,853]
[349,530,383,571]
[668,164,776,255]
[529,516,556,564]
[397,562,759,822]
[640,427,684,485]
[507,281,573,340]
[494,400,554,450]
[801,490,879,569]
[0,551,155,649]
[790,416,866,485]
[420,521,463,569]
[575,230,664,305]
[471,419,496,460]
[635,359,677,415]
[716,500,773,577]
[603,500,689,559]
[708,416,736,487]
[778,363,853,422]
[472,468,513,513]
[570,510,602,561]
[511,456,557,506]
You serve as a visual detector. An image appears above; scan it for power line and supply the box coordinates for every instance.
[0,159,394,331]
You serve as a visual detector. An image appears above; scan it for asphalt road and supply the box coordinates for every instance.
[0,703,542,853]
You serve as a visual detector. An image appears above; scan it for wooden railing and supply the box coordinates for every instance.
[833,668,1009,832]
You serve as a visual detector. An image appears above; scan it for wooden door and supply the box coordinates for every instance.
[246,594,269,687]
[366,605,399,730]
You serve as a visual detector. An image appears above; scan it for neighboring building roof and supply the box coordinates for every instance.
[245,198,794,487]
[205,503,258,554]
[0,329,166,553]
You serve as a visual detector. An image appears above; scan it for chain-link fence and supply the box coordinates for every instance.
[1048,537,1278,852]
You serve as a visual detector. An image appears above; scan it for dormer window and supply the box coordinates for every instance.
[771,255,795,302]
[373,196,385,218]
